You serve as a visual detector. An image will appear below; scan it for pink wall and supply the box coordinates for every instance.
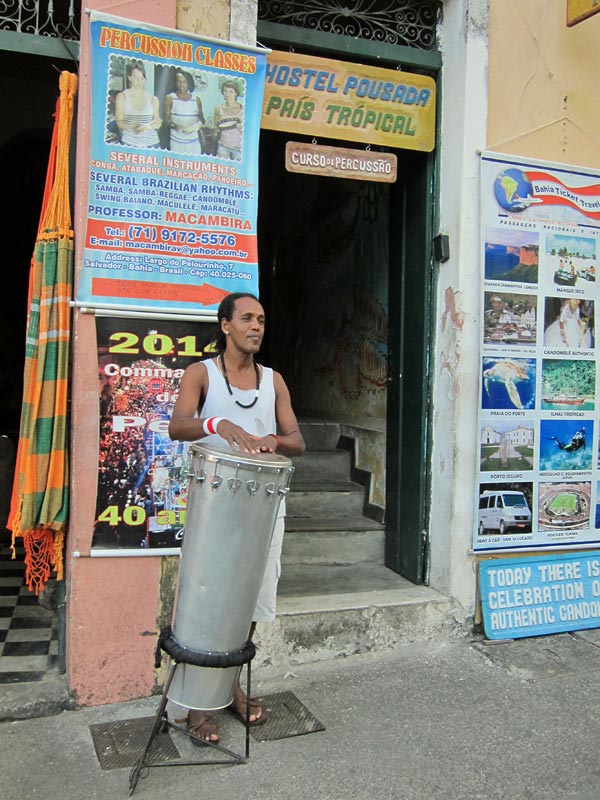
[68,0,176,705]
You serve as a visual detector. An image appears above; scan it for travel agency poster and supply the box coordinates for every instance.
[476,153,600,552]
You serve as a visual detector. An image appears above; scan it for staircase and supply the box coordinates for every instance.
[255,420,464,672]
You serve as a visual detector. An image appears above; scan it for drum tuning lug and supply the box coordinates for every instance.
[228,478,242,493]
[265,482,276,496]
[278,486,290,496]
[246,480,260,496]
[211,474,223,490]
[194,469,206,483]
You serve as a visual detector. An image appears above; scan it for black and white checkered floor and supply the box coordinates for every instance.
[0,530,58,683]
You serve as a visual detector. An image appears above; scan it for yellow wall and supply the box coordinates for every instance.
[488,0,600,169]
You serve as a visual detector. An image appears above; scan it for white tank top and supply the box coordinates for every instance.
[200,357,277,446]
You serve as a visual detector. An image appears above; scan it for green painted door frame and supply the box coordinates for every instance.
[258,21,441,585]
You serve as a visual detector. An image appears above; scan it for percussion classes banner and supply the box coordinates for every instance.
[92,316,217,553]
[475,152,600,552]
[78,12,267,313]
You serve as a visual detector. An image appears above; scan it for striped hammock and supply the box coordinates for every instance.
[8,72,78,594]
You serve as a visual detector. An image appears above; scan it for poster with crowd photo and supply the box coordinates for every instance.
[475,152,600,552]
[92,316,217,554]
[77,12,267,314]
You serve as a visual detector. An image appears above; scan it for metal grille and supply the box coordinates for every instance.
[258,0,441,50]
[0,0,80,41]
[250,691,326,741]
[89,716,180,771]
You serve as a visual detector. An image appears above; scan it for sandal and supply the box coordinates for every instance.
[187,710,220,744]
[229,693,267,727]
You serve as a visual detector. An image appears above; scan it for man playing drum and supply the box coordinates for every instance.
[168,292,305,743]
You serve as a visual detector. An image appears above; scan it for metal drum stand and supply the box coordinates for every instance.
[128,626,256,796]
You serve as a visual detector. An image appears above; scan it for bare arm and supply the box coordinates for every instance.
[249,371,305,456]
[196,97,206,127]
[114,91,128,131]
[164,94,174,128]
[149,95,162,130]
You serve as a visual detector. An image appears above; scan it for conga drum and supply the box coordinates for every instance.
[167,443,294,711]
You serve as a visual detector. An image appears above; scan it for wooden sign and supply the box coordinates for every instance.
[285,142,397,183]
[263,50,436,152]
[567,0,600,26]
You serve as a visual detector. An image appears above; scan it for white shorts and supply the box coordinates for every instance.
[253,517,285,623]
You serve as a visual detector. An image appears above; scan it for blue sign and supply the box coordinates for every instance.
[480,551,600,639]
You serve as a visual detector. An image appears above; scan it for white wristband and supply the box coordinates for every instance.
[203,417,224,435]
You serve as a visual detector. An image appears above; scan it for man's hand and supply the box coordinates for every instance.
[217,420,270,454]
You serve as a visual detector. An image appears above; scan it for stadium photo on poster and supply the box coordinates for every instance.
[484,227,539,284]
[541,358,595,411]
[481,356,536,410]
[539,419,594,472]
[480,419,534,472]
[538,481,591,531]
[483,291,537,346]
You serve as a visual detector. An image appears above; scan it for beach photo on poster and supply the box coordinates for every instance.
[538,481,591,531]
[481,357,536,410]
[480,419,534,472]
[539,419,593,472]
[484,227,539,284]
[543,297,595,350]
[545,232,596,288]
[483,291,537,346]
[541,359,595,410]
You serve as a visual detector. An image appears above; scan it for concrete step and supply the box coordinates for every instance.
[298,420,341,450]
[291,449,351,481]
[287,480,365,517]
[283,516,385,565]
[254,564,462,672]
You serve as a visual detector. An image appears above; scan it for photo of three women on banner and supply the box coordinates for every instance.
[106,55,245,160]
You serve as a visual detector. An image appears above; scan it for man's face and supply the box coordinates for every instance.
[222,297,265,354]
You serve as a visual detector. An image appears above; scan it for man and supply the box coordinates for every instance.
[168,292,305,743]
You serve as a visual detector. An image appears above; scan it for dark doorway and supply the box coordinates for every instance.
[257,129,432,583]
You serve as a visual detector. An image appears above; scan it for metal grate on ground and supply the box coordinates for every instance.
[249,691,326,742]
[90,716,180,770]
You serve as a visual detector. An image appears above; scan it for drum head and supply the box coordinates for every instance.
[189,442,292,468]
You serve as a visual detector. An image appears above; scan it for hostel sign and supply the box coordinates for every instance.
[262,50,436,152]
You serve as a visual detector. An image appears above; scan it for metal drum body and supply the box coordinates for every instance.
[167,444,293,711]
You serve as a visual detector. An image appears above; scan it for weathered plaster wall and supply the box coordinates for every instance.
[69,0,176,708]
[68,0,258,705]
[428,0,489,611]
[488,0,600,169]
[430,0,600,613]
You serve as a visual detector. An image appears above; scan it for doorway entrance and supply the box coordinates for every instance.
[257,129,433,583]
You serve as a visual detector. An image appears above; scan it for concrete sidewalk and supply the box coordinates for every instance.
[2,631,600,800]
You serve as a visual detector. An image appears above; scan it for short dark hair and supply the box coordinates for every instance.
[215,292,260,353]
